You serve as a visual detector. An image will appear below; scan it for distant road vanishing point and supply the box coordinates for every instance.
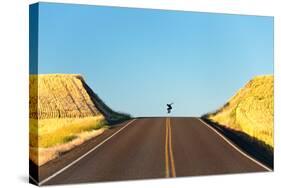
[31,117,271,186]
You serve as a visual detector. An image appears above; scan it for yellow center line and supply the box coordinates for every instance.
[165,117,176,178]
[165,118,170,178]
[168,117,176,177]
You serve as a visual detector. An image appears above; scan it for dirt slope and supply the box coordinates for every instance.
[29,74,129,122]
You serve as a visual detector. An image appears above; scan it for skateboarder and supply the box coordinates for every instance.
[167,103,173,113]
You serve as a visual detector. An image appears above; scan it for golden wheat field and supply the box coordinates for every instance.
[208,75,273,148]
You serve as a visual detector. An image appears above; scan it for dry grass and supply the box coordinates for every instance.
[29,74,130,165]
[30,115,106,148]
[29,115,108,166]
[208,75,273,147]
[30,126,107,166]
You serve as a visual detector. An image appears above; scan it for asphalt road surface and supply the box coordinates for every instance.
[32,117,270,186]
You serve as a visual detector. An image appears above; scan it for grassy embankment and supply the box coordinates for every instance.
[29,116,108,166]
[204,75,273,149]
[29,116,107,148]
[202,75,274,169]
[29,74,130,166]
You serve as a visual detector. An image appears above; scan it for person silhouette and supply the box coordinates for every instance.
[167,103,173,113]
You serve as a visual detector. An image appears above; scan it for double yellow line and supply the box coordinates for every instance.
[165,117,176,178]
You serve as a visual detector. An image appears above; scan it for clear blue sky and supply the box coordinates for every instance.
[33,2,273,117]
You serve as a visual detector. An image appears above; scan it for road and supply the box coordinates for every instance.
[32,117,270,186]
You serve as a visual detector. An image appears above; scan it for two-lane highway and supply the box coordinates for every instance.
[35,117,270,186]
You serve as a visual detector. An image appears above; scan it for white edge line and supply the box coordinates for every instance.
[197,118,272,172]
[38,119,137,186]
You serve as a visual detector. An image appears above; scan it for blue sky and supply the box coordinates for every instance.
[32,3,273,117]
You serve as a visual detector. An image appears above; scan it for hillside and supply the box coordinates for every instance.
[206,75,273,147]
[29,74,130,122]
[29,74,130,165]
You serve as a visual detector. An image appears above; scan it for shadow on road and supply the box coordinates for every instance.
[201,117,273,169]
